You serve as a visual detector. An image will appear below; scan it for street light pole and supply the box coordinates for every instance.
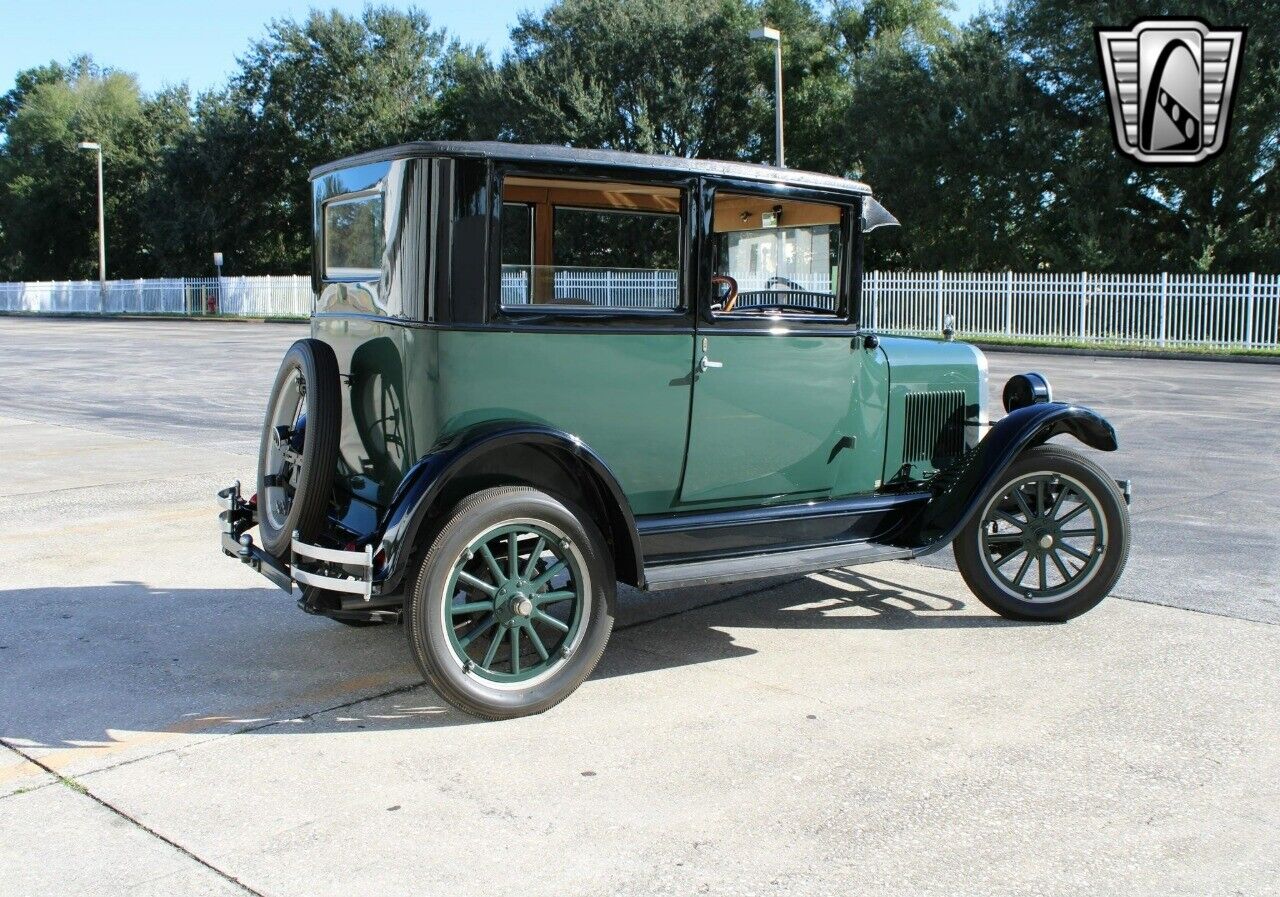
[749,27,784,167]
[77,141,106,310]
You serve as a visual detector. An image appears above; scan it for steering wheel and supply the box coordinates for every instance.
[767,275,805,291]
[711,275,739,313]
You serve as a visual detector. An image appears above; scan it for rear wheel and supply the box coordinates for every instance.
[954,444,1129,622]
[405,487,615,720]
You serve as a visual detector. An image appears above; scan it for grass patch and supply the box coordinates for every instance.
[901,331,1280,358]
[57,773,88,795]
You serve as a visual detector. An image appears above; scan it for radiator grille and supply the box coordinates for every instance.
[903,390,967,468]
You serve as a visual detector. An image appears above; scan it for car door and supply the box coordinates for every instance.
[442,167,698,517]
[678,184,887,506]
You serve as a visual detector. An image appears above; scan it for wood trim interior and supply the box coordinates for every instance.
[504,177,681,212]
[713,194,842,233]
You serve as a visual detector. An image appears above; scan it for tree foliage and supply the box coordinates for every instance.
[156,6,454,273]
[0,0,1276,279]
[0,57,191,279]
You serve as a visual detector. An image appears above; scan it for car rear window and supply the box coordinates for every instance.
[324,193,384,280]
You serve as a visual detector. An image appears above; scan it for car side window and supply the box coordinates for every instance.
[500,177,682,310]
[711,193,844,317]
[323,192,384,280]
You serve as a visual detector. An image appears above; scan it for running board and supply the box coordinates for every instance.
[642,542,916,591]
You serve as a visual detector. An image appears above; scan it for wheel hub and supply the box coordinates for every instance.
[494,580,534,625]
[1037,533,1054,549]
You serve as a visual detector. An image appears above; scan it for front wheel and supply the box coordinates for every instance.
[405,487,616,720]
[954,444,1130,622]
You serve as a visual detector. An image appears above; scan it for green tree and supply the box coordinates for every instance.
[843,18,1072,269]
[162,6,455,273]
[0,57,188,280]
[754,0,867,174]
[998,0,1279,272]
[3,0,1275,279]
[473,0,774,159]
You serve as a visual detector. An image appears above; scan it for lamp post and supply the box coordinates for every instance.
[76,141,106,310]
[749,26,784,167]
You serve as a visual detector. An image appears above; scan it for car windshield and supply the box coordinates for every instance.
[712,193,843,316]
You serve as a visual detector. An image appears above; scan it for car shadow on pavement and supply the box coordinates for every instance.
[0,569,1030,747]
[595,567,1031,680]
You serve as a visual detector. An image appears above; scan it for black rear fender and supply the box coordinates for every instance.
[373,422,643,595]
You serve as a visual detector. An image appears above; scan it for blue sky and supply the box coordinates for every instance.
[3,0,995,96]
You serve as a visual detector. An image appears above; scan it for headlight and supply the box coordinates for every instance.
[1002,372,1053,412]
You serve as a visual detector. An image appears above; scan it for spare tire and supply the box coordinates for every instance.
[256,339,341,558]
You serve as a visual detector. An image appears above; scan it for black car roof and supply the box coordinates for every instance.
[309,141,873,197]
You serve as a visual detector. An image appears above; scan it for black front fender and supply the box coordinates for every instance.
[373,421,643,595]
[901,402,1118,550]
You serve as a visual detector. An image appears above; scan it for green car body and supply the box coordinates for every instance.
[317,321,984,515]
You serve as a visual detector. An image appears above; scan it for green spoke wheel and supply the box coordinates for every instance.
[955,445,1130,623]
[406,486,616,720]
[443,522,588,685]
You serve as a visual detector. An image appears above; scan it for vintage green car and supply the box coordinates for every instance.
[220,142,1131,719]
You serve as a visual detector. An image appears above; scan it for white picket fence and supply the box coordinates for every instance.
[500,266,681,308]
[865,271,1280,350]
[2,271,1277,350]
[499,268,839,309]
[0,276,313,318]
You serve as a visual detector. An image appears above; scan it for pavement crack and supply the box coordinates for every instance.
[1115,593,1279,626]
[232,680,430,735]
[0,779,58,802]
[74,683,435,781]
[0,736,266,896]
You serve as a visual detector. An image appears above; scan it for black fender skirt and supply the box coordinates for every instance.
[372,421,643,595]
[899,402,1118,552]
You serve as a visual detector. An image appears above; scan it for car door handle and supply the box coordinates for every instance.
[699,355,723,373]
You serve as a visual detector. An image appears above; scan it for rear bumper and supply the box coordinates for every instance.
[218,481,375,600]
[291,539,374,600]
